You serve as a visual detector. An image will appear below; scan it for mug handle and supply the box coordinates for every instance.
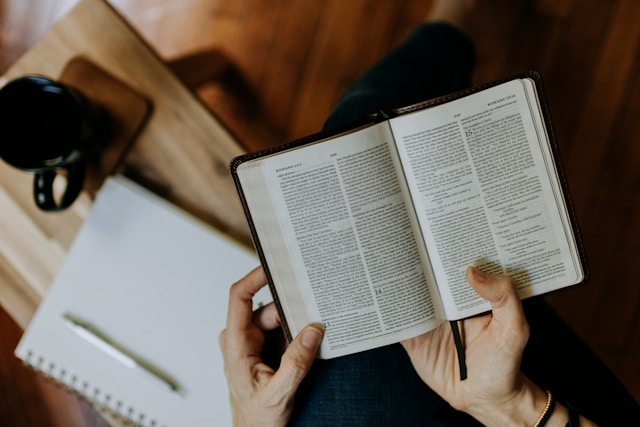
[33,164,85,211]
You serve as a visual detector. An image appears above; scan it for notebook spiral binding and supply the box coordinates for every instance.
[22,350,167,427]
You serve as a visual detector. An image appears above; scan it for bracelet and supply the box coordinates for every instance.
[535,390,556,427]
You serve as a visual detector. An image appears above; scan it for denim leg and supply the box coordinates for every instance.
[521,299,640,425]
[294,18,640,427]
[289,344,481,427]
[290,300,640,426]
[322,22,476,131]
[291,298,640,427]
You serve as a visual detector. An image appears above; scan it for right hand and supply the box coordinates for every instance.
[402,267,595,426]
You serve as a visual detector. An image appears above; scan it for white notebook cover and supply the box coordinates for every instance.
[15,175,269,427]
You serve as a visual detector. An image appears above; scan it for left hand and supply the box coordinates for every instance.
[219,267,325,427]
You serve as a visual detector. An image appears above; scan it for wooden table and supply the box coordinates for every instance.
[0,0,250,331]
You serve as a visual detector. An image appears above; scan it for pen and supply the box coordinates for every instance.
[62,313,181,394]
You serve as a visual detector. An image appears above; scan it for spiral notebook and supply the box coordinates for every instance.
[15,175,269,427]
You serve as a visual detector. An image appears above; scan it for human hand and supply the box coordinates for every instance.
[401,267,550,425]
[219,267,324,427]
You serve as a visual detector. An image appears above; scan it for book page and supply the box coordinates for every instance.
[237,123,443,358]
[390,79,583,319]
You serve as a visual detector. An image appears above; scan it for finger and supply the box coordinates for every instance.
[466,266,525,325]
[253,303,281,331]
[268,324,324,394]
[226,266,267,329]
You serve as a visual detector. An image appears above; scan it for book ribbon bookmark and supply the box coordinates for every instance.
[450,320,467,381]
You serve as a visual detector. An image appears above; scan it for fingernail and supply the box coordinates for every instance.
[301,325,324,349]
[470,266,488,283]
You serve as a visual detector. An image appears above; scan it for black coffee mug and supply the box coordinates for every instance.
[0,75,110,211]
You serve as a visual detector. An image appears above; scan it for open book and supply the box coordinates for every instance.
[231,73,587,359]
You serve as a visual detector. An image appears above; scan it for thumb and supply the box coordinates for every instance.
[466,266,525,324]
[269,324,324,394]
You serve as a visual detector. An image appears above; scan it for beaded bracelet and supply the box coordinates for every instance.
[535,390,555,427]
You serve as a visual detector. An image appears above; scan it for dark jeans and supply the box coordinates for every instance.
[322,22,474,131]
[290,23,640,426]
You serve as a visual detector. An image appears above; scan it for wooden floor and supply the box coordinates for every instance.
[1,0,639,424]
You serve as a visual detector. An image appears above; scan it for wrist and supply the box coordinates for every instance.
[468,377,568,427]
